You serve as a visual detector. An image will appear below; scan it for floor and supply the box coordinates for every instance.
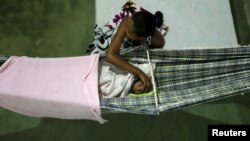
[96,0,238,49]
[0,0,249,141]
[230,0,250,45]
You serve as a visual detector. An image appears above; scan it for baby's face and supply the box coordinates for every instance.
[133,80,146,94]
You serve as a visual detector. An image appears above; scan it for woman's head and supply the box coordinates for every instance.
[128,10,163,39]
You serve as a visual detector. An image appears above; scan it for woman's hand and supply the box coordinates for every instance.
[138,71,152,92]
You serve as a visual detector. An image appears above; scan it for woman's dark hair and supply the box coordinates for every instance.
[132,10,163,37]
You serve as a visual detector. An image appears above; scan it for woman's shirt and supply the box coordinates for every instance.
[86,25,139,57]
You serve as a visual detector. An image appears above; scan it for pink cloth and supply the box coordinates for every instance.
[0,55,107,124]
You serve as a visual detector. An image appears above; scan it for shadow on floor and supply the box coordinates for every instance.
[0,110,226,141]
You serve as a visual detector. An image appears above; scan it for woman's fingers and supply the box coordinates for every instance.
[139,73,153,92]
[146,79,153,92]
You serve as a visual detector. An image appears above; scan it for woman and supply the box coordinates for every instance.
[107,10,165,92]
[90,10,165,92]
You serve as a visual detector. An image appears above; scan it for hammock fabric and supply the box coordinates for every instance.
[0,55,106,123]
[1,47,250,116]
[100,46,250,115]
[0,55,8,66]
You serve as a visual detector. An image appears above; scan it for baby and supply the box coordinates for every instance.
[99,61,153,98]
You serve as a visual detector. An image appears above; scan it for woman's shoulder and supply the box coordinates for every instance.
[115,17,129,36]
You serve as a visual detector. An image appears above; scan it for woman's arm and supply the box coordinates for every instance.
[106,19,152,91]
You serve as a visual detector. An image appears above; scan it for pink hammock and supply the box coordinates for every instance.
[0,54,106,124]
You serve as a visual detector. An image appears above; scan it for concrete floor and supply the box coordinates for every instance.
[0,0,249,141]
[245,0,250,26]
[230,0,250,45]
[0,0,95,57]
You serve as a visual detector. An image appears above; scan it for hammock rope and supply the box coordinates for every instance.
[143,42,159,108]
[146,49,159,108]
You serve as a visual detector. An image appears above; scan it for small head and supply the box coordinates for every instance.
[131,78,146,94]
[126,10,163,41]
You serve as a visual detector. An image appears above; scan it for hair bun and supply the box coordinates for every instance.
[154,11,163,28]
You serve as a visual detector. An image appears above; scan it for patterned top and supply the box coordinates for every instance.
[86,25,143,57]
[86,1,149,57]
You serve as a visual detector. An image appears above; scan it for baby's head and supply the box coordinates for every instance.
[131,78,146,94]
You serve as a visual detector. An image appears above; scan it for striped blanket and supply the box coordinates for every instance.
[100,46,250,115]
